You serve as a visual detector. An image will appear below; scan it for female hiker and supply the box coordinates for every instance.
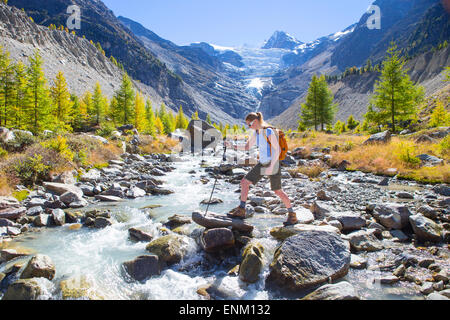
[225,112,299,226]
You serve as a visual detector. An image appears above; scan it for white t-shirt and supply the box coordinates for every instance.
[255,128,275,165]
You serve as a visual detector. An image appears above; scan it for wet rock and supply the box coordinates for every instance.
[0,249,28,263]
[93,217,112,229]
[239,242,264,284]
[51,209,65,226]
[200,198,223,205]
[363,131,391,145]
[201,228,235,253]
[371,203,412,230]
[192,211,254,233]
[346,230,383,252]
[2,279,43,300]
[301,281,359,300]
[164,214,192,229]
[146,234,190,265]
[33,214,51,227]
[122,255,161,282]
[60,275,103,300]
[7,227,21,236]
[379,275,399,284]
[0,207,26,220]
[128,228,153,242]
[21,254,56,280]
[267,230,350,291]
[409,214,443,243]
[270,224,340,241]
[145,186,174,195]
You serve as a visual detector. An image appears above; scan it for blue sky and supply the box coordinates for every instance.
[103,0,375,47]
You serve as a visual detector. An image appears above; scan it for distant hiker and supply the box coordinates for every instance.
[225,112,298,226]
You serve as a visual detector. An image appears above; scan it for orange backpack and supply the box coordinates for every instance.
[261,126,289,161]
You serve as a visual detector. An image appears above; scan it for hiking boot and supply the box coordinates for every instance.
[227,207,246,220]
[283,213,299,226]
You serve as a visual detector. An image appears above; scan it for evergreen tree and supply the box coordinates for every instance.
[175,105,188,129]
[0,47,15,127]
[134,91,147,132]
[166,111,176,134]
[79,91,92,130]
[91,82,105,126]
[50,71,72,124]
[430,100,450,127]
[114,73,135,125]
[154,116,164,135]
[191,110,199,121]
[206,113,212,125]
[69,94,83,132]
[368,43,425,133]
[26,50,52,134]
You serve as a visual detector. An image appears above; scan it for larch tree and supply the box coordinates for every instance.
[114,73,135,125]
[145,99,156,137]
[91,82,105,126]
[134,91,147,132]
[13,60,30,129]
[50,71,72,124]
[0,47,15,127]
[368,43,424,133]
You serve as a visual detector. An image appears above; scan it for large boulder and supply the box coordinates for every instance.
[270,224,340,241]
[192,211,254,233]
[363,131,391,145]
[128,228,153,242]
[409,214,443,243]
[43,182,83,197]
[146,235,190,265]
[0,196,21,210]
[51,209,66,226]
[33,214,51,227]
[201,228,235,253]
[267,230,351,291]
[301,281,359,300]
[371,204,412,229]
[20,254,56,280]
[122,255,161,282]
[333,213,366,232]
[0,207,26,220]
[164,214,192,229]
[433,185,450,197]
[60,191,84,206]
[2,279,43,300]
[239,242,264,284]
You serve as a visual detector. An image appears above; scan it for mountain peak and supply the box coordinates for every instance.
[262,31,303,50]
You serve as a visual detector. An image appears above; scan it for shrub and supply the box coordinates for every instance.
[395,141,421,168]
[96,123,116,138]
[438,136,450,157]
[0,146,8,159]
[342,141,355,152]
[12,190,29,201]
[13,153,50,187]
[41,135,75,162]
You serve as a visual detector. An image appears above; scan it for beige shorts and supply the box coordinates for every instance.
[245,162,282,191]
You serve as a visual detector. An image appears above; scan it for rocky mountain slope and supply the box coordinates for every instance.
[0,2,163,103]
[271,46,450,129]
[262,31,303,50]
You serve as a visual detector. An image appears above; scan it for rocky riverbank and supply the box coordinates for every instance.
[0,145,449,300]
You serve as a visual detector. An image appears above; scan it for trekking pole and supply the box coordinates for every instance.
[204,143,227,217]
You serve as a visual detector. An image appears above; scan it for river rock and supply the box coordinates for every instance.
[51,209,65,226]
[33,214,51,227]
[346,230,383,252]
[27,206,44,216]
[409,214,443,242]
[310,201,334,220]
[0,218,20,228]
[80,169,102,183]
[126,187,146,198]
[350,254,367,269]
[0,196,20,210]
[145,186,174,195]
[51,171,76,185]
[192,211,254,233]
[363,131,391,145]
[433,185,450,197]
[164,214,192,229]
[0,207,26,220]
[60,275,103,300]
[0,249,28,263]
[294,207,315,224]
[122,255,161,282]
[79,185,95,197]
[239,242,264,283]
[128,228,153,242]
[200,198,224,205]
[94,217,112,229]
[20,254,56,280]
[2,279,43,300]
[94,195,124,202]
[371,203,412,230]
[43,182,83,198]
[270,224,340,241]
[201,228,235,253]
[333,213,366,232]
[301,281,359,300]
[427,292,449,300]
[267,230,351,291]
[417,205,439,220]
[146,235,190,265]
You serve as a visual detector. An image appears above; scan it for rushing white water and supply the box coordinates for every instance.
[1,152,427,300]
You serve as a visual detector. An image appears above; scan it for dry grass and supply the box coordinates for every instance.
[87,143,122,168]
[287,131,368,151]
[139,135,179,154]
[289,165,326,178]
[0,175,13,196]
